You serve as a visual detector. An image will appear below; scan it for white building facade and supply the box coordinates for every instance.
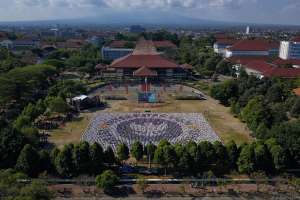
[279,40,300,60]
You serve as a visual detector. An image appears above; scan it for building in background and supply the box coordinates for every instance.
[214,38,237,56]
[101,47,134,61]
[246,26,250,35]
[225,39,279,58]
[279,36,300,60]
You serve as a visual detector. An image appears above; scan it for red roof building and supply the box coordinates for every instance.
[133,66,158,77]
[240,60,300,79]
[272,58,300,68]
[109,39,190,79]
[225,39,279,58]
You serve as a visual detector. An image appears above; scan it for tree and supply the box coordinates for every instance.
[145,143,156,168]
[39,150,52,174]
[254,143,273,173]
[269,145,287,171]
[0,128,25,169]
[131,141,144,161]
[55,144,75,178]
[237,144,255,174]
[213,141,230,175]
[90,143,104,174]
[73,142,91,175]
[95,170,119,191]
[116,143,129,162]
[226,140,239,170]
[21,127,40,146]
[241,96,270,132]
[15,144,40,177]
[198,141,216,171]
[290,97,300,117]
[104,146,115,165]
[154,143,176,175]
[210,80,239,106]
[47,96,69,113]
[19,180,53,200]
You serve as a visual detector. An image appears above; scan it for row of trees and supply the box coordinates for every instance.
[211,74,300,167]
[12,138,288,179]
[174,36,232,77]
[0,169,52,200]
[45,44,101,73]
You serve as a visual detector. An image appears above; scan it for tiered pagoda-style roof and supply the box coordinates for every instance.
[110,39,180,69]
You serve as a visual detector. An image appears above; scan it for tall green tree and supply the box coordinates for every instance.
[73,142,91,175]
[131,141,144,161]
[55,144,75,178]
[15,144,40,177]
[226,140,239,170]
[0,128,25,169]
[90,143,104,174]
[116,143,129,162]
[237,144,256,174]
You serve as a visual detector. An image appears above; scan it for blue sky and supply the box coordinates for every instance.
[0,0,299,25]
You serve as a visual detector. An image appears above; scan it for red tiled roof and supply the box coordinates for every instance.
[109,40,132,48]
[272,58,300,66]
[153,41,177,48]
[245,61,274,74]
[292,36,300,42]
[228,39,279,51]
[110,54,179,68]
[133,66,158,77]
[293,88,300,96]
[265,67,300,78]
[111,39,179,69]
[244,60,300,78]
[226,56,271,65]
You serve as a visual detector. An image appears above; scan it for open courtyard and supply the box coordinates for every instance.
[49,83,252,148]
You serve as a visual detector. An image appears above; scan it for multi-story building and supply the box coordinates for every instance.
[279,36,300,60]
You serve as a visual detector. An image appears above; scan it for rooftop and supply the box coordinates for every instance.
[133,66,158,77]
[110,39,179,69]
[228,38,279,51]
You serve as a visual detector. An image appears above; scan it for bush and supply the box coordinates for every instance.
[95,170,119,191]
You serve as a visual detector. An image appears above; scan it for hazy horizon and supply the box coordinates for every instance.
[0,0,299,26]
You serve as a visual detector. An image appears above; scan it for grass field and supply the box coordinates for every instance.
[49,84,252,148]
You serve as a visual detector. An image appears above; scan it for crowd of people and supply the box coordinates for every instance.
[82,113,220,151]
